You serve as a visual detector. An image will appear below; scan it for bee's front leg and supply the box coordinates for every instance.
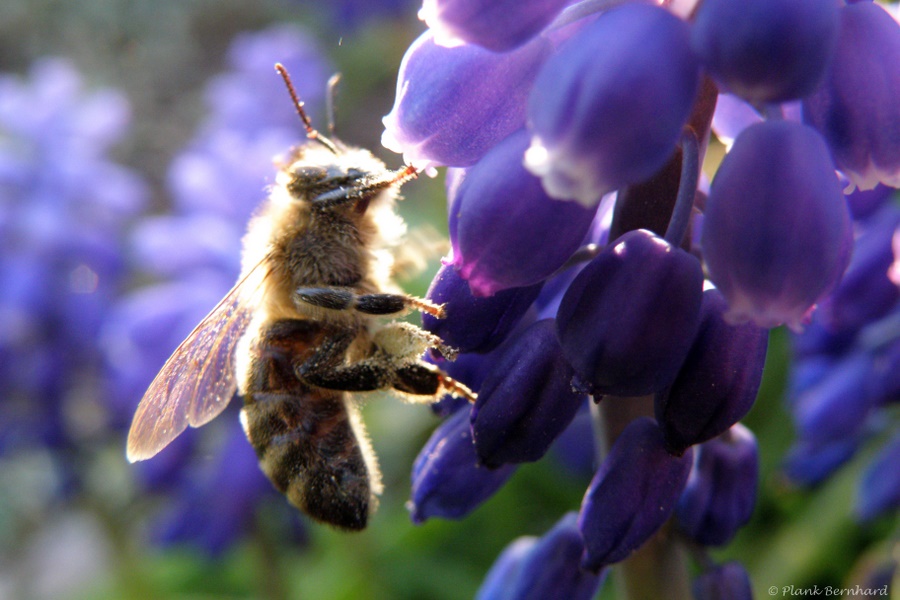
[294,287,445,318]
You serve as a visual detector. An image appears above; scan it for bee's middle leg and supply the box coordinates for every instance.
[294,287,445,318]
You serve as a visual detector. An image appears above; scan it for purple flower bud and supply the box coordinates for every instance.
[856,431,900,521]
[420,0,569,52]
[578,418,693,572]
[557,229,704,397]
[819,206,900,334]
[693,562,753,600]
[449,129,598,296]
[676,425,758,546]
[803,3,900,191]
[410,407,516,523]
[423,263,541,353]
[525,3,700,205]
[382,31,551,168]
[691,0,839,103]
[655,289,769,455]
[783,436,861,487]
[793,351,877,445]
[471,320,587,468]
[477,513,605,600]
[701,120,853,330]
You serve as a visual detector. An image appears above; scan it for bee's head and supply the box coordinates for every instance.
[274,64,418,216]
[287,162,365,198]
[284,148,417,216]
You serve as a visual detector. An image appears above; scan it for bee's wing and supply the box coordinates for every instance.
[126,264,268,462]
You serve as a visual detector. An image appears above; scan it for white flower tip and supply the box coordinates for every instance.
[524,136,606,207]
[380,124,403,155]
[418,0,467,48]
[413,164,438,178]
[843,161,900,193]
[890,229,900,286]
[723,295,814,332]
[381,123,442,174]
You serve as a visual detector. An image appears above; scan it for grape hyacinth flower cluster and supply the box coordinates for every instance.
[101,25,330,555]
[0,58,146,475]
[786,193,900,522]
[383,0,899,596]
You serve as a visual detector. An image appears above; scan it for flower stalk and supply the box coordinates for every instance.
[588,80,717,599]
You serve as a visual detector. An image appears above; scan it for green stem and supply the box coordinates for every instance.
[252,511,290,600]
[612,521,693,600]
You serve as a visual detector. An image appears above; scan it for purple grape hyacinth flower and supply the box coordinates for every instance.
[382,30,551,169]
[409,407,516,523]
[803,2,900,191]
[470,319,586,468]
[701,120,852,330]
[422,263,541,353]
[378,0,900,593]
[856,431,900,522]
[420,0,569,52]
[449,129,598,296]
[690,0,839,103]
[783,435,863,487]
[578,418,694,572]
[525,3,700,205]
[786,196,900,520]
[556,229,704,397]
[476,513,605,600]
[655,289,769,455]
[675,424,759,547]
[819,205,900,335]
[792,351,876,446]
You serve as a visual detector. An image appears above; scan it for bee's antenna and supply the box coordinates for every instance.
[275,63,339,154]
[326,73,341,137]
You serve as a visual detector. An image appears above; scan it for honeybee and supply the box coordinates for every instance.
[127,64,475,531]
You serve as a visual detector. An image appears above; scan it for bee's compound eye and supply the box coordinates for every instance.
[291,165,328,183]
